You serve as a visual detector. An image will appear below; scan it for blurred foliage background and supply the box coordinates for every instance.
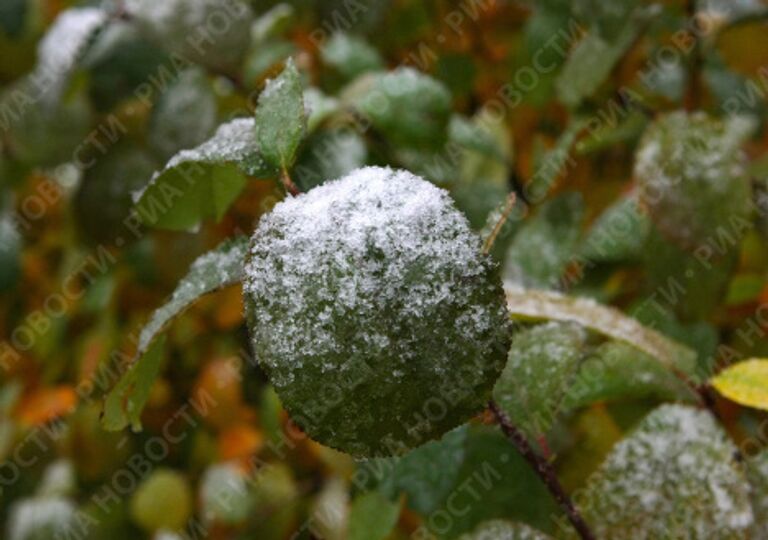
[3,0,768,538]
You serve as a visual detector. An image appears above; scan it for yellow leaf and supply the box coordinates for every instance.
[711,359,768,411]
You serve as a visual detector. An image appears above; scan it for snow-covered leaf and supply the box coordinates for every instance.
[32,7,107,110]
[148,68,217,161]
[493,322,587,439]
[245,167,510,456]
[711,359,768,411]
[580,404,753,538]
[253,58,307,170]
[635,111,753,250]
[135,119,274,231]
[349,68,452,149]
[459,520,553,540]
[126,0,252,72]
[293,129,367,191]
[137,236,248,356]
[504,287,698,374]
[320,32,384,81]
[504,193,583,288]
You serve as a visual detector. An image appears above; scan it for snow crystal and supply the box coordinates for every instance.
[245,166,509,455]
[582,404,753,538]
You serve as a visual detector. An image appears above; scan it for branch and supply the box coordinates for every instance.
[489,400,595,540]
[281,168,301,197]
[482,192,516,255]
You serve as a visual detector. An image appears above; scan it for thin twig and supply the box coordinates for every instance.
[281,168,301,197]
[489,400,595,540]
[482,192,516,255]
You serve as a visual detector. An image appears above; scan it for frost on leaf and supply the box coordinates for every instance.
[493,322,587,440]
[137,236,249,355]
[103,236,248,431]
[458,520,552,540]
[635,111,752,251]
[32,7,107,110]
[746,450,768,538]
[135,119,274,231]
[244,167,510,457]
[580,404,753,539]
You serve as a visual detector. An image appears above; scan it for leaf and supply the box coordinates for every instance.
[562,341,694,410]
[349,67,452,149]
[148,68,217,161]
[746,450,768,538]
[0,210,21,292]
[320,32,384,81]
[635,111,753,251]
[371,426,468,515]
[579,191,650,263]
[135,119,274,230]
[504,286,698,374]
[493,322,587,439]
[126,0,253,72]
[304,87,341,132]
[250,3,295,43]
[579,404,753,538]
[136,236,249,357]
[102,336,165,431]
[253,58,307,170]
[0,0,27,38]
[347,491,401,540]
[504,193,584,288]
[711,359,768,411]
[435,425,560,537]
[31,7,107,110]
[292,129,367,191]
[525,120,586,202]
[459,520,553,540]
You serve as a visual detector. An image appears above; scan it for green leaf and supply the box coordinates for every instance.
[349,67,452,149]
[0,0,27,38]
[579,191,650,263]
[459,520,552,540]
[504,287,698,374]
[74,142,158,246]
[643,226,737,320]
[0,210,21,292]
[451,111,513,230]
[135,119,274,231]
[579,404,753,538]
[127,0,252,72]
[148,68,217,162]
[371,426,468,515]
[493,322,587,439]
[293,129,367,191]
[136,236,249,358]
[434,425,560,537]
[525,120,586,202]
[250,3,295,43]
[253,58,307,170]
[348,491,401,540]
[320,32,384,81]
[304,87,341,132]
[504,193,584,288]
[31,7,107,110]
[562,341,694,410]
[711,359,768,411]
[635,111,753,251]
[102,336,165,431]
